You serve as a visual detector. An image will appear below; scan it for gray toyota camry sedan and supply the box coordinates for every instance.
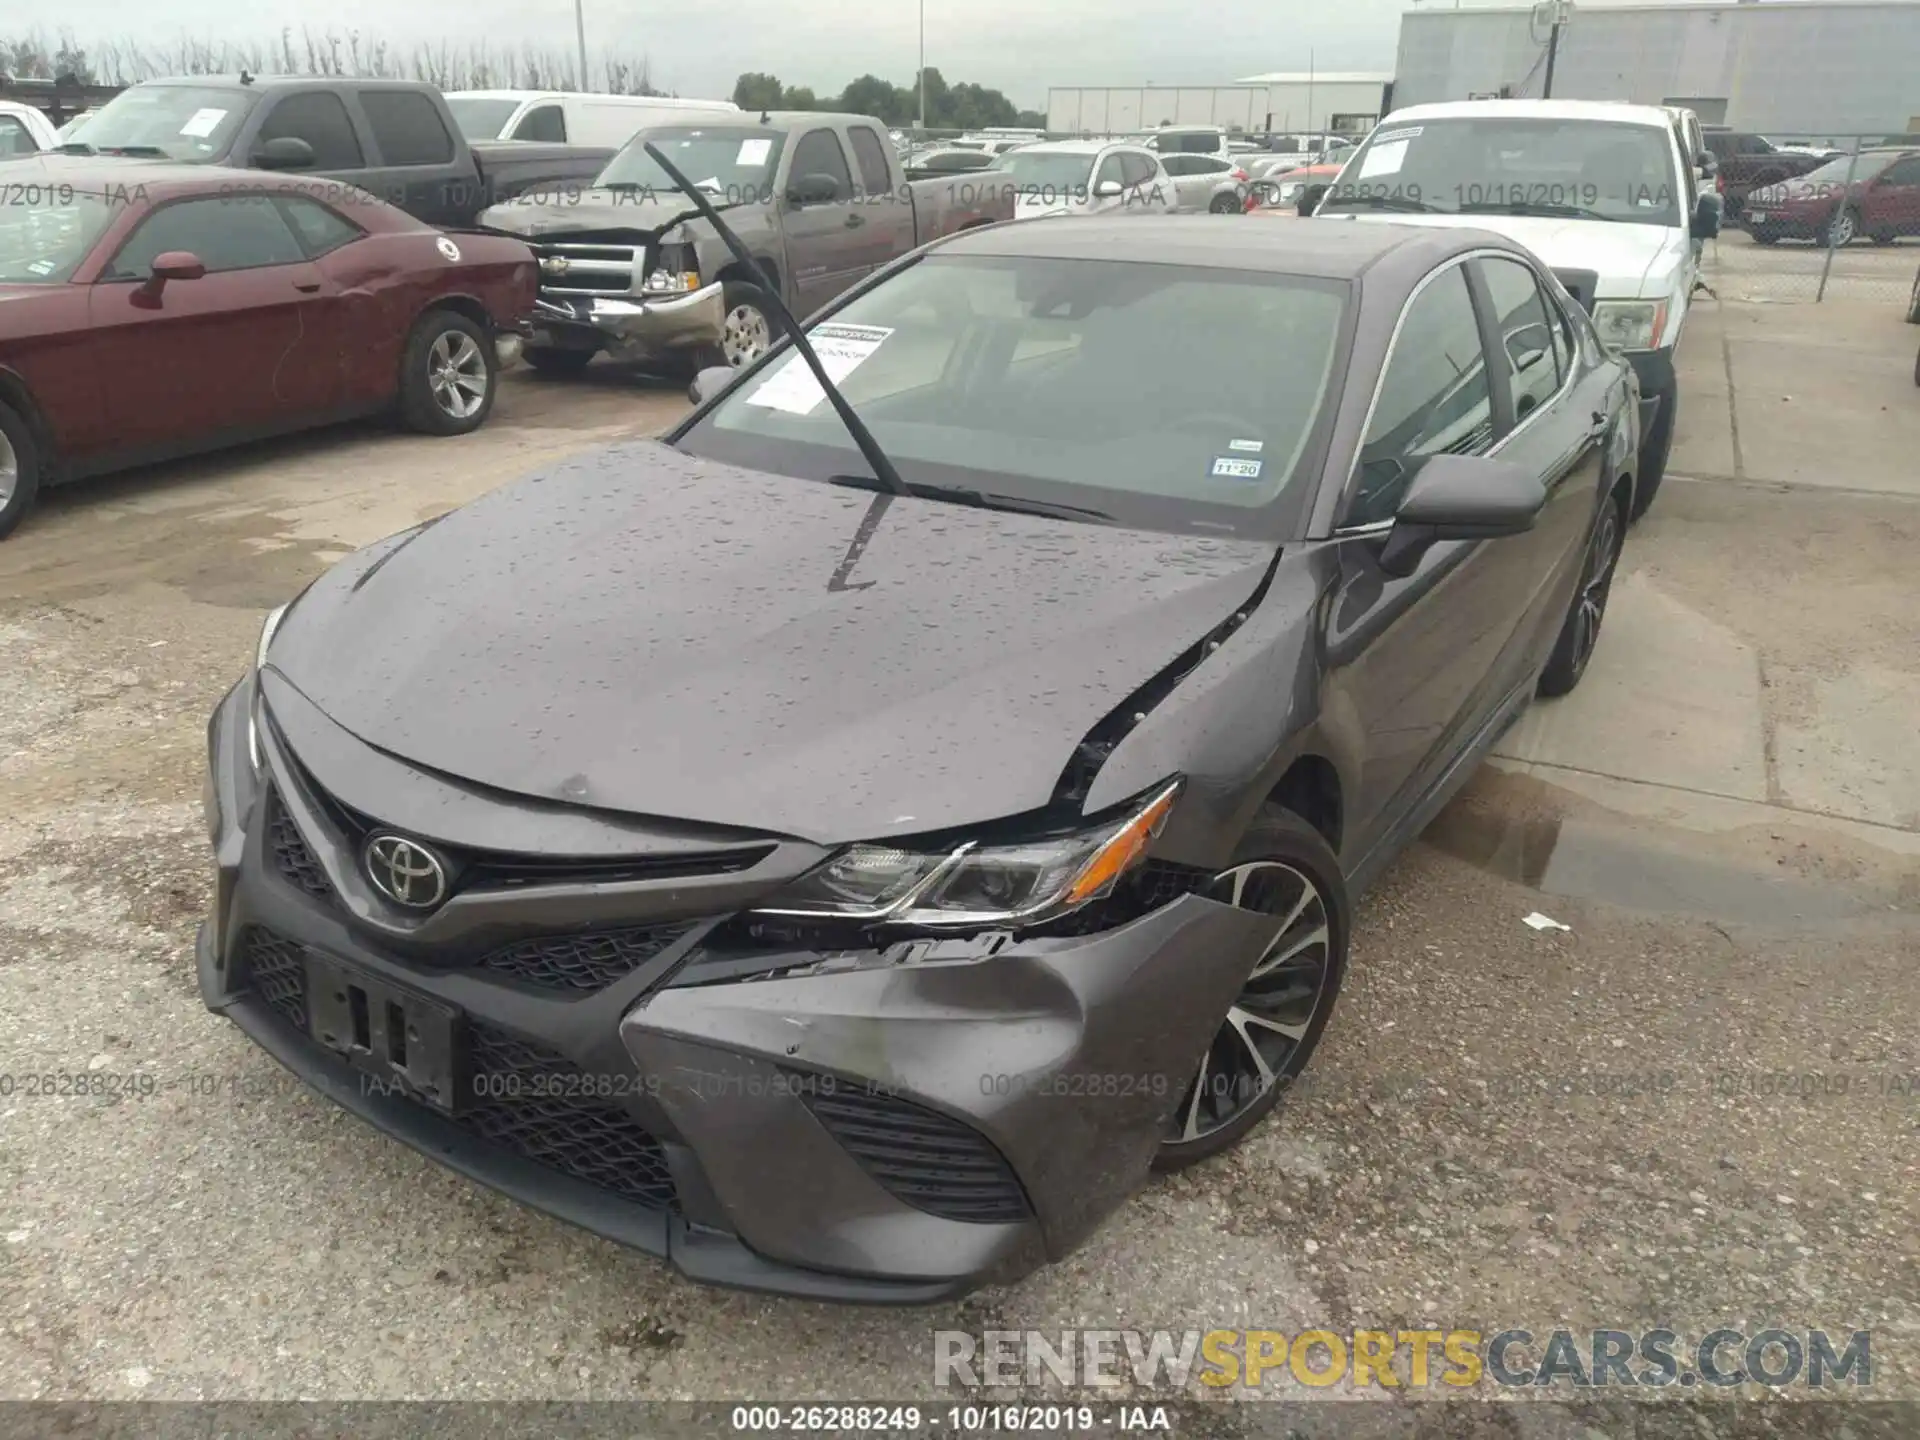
[200,215,1640,1301]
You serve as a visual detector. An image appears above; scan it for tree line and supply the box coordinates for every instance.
[731,70,1044,131]
[0,27,667,95]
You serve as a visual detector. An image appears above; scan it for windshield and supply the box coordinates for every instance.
[675,254,1349,538]
[595,126,786,202]
[445,98,523,141]
[0,189,120,282]
[1794,151,1896,186]
[1320,117,1683,225]
[63,85,252,159]
[990,150,1095,195]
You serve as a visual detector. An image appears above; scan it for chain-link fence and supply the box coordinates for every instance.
[1701,131,1920,308]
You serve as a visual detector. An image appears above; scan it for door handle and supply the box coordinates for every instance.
[843,213,864,228]
[294,282,321,293]
[1588,410,1609,440]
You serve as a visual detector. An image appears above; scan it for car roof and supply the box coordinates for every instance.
[1010,139,1135,155]
[138,74,431,92]
[1384,98,1674,130]
[930,213,1508,281]
[0,152,404,204]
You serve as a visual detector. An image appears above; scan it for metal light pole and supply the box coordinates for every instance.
[575,0,590,91]
[1540,0,1570,99]
[918,0,926,132]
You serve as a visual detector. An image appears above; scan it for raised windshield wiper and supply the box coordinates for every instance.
[828,475,1110,523]
[1458,201,1618,222]
[1318,192,1437,213]
[642,139,910,498]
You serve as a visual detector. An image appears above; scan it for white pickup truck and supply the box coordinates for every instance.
[1307,99,1720,521]
[0,101,59,159]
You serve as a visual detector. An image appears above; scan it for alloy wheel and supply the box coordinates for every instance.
[721,304,771,366]
[0,427,15,507]
[1168,860,1335,1144]
[1829,208,1857,247]
[1567,499,1622,683]
[427,331,488,420]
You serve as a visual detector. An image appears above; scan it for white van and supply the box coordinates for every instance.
[1309,98,1721,522]
[444,91,740,147]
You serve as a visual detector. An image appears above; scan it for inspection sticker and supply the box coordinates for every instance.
[744,323,893,415]
[1371,126,1423,146]
[1358,140,1409,178]
[737,138,773,165]
[1228,438,1264,453]
[178,108,227,138]
[1211,456,1263,479]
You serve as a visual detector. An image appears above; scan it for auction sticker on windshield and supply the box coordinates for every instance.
[179,108,227,138]
[744,323,893,415]
[1359,142,1408,178]
[737,138,773,166]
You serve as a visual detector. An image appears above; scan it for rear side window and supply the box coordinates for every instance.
[361,91,456,165]
[512,105,566,142]
[278,195,364,257]
[1346,265,1492,527]
[847,125,893,195]
[0,114,37,155]
[256,92,364,170]
[789,128,853,200]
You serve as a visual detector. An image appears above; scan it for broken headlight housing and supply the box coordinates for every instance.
[643,242,701,296]
[752,779,1182,930]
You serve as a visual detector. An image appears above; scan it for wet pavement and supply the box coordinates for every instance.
[0,346,1916,1405]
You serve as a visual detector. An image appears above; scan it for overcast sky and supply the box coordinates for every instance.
[46,0,1424,108]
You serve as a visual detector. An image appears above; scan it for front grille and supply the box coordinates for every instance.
[800,1081,1030,1225]
[233,926,677,1213]
[240,926,310,1029]
[531,241,642,297]
[266,789,334,902]
[478,923,696,993]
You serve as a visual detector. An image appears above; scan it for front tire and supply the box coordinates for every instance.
[399,311,498,436]
[0,400,44,543]
[1749,224,1781,246]
[1629,374,1677,523]
[1209,192,1241,214]
[1538,487,1626,698]
[715,282,777,368]
[1154,809,1349,1171]
[1829,206,1860,248]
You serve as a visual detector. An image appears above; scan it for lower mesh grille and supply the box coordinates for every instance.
[234,927,677,1212]
[266,789,334,901]
[478,924,695,993]
[799,1080,1030,1225]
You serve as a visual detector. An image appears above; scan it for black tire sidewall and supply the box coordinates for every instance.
[1538,487,1626,698]
[0,400,43,542]
[401,312,497,436]
[1209,194,1239,214]
[1152,807,1351,1172]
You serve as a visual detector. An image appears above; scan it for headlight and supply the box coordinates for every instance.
[1591,300,1667,351]
[247,603,289,771]
[643,244,700,295]
[755,779,1182,929]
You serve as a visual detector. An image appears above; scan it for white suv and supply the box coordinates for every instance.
[1308,99,1720,521]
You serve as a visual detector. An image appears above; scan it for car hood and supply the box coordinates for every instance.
[268,442,1276,845]
[1323,211,1684,296]
[477,187,749,240]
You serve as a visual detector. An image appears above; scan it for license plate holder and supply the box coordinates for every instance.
[1747,211,1767,223]
[305,951,464,1114]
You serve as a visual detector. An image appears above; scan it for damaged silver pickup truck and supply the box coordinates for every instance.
[475,111,1017,375]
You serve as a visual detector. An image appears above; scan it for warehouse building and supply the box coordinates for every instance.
[1046,73,1392,135]
[1391,0,1920,135]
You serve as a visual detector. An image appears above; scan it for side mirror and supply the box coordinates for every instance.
[1093,179,1123,198]
[786,172,841,206]
[1298,182,1330,214]
[1376,454,1548,578]
[687,364,738,406]
[1695,149,1718,177]
[136,250,206,302]
[252,135,315,170]
[1692,191,1722,239]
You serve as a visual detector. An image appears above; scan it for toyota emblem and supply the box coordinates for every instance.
[363,834,450,910]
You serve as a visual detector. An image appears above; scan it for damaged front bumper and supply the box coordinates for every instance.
[529,282,725,362]
[198,678,1275,1301]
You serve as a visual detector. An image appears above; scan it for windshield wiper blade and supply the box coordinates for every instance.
[643,139,910,499]
[1319,192,1437,213]
[1458,201,1618,222]
[829,475,1109,523]
[53,141,96,155]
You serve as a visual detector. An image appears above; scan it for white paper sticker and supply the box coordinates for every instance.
[1211,457,1263,479]
[179,107,227,138]
[1358,140,1408,178]
[1228,438,1264,453]
[736,138,773,165]
[1371,126,1423,146]
[26,257,56,275]
[744,323,893,415]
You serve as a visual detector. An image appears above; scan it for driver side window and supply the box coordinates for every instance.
[789,129,854,202]
[1343,264,1493,529]
[1095,152,1126,191]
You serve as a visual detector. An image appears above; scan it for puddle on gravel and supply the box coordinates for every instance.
[1422,784,1910,927]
